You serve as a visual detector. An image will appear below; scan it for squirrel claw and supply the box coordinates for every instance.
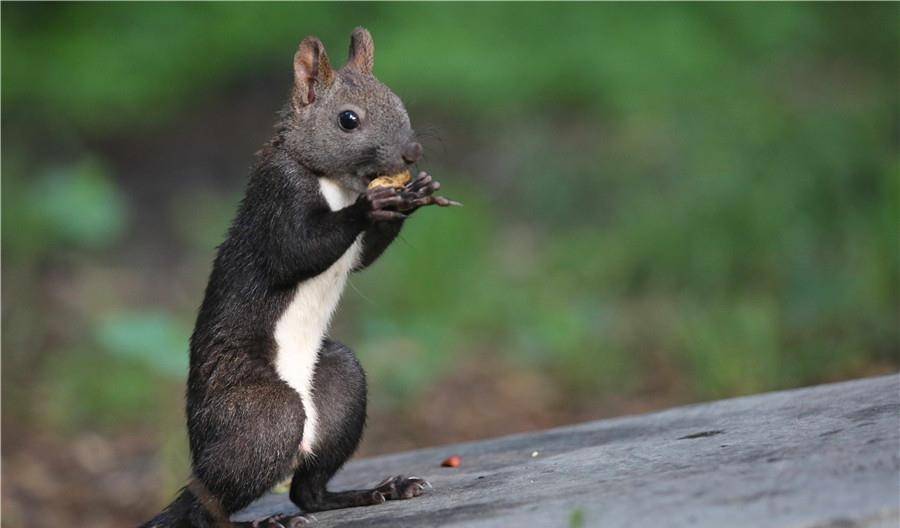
[250,513,314,527]
[373,475,431,500]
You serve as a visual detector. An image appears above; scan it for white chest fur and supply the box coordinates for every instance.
[273,178,361,454]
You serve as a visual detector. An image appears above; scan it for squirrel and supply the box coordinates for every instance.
[140,27,457,528]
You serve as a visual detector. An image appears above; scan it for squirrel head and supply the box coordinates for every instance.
[281,27,421,192]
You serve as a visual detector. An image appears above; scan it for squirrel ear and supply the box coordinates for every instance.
[346,27,374,74]
[293,36,334,108]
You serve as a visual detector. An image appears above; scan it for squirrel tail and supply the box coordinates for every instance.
[138,487,195,528]
[139,479,232,528]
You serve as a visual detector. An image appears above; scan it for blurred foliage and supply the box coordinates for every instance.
[6,4,895,132]
[96,311,190,377]
[3,158,125,259]
[1,4,898,518]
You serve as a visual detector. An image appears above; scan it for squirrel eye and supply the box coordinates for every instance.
[338,110,360,131]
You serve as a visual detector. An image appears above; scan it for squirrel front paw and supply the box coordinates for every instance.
[359,186,408,222]
[398,171,462,212]
[359,171,461,222]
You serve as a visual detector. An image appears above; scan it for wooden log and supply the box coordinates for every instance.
[235,374,900,527]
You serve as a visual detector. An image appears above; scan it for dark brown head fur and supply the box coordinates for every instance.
[280,27,419,193]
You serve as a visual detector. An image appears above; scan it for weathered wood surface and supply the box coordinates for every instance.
[235,374,900,527]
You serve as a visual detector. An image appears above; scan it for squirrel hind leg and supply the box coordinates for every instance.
[288,340,431,513]
[190,381,306,520]
[289,339,371,512]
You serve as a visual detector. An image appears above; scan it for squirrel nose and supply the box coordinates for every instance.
[401,142,422,164]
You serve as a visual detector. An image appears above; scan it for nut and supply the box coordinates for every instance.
[368,170,412,190]
[441,455,461,468]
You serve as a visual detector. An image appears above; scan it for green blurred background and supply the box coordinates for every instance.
[2,3,897,527]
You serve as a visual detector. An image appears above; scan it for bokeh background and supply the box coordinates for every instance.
[2,3,897,527]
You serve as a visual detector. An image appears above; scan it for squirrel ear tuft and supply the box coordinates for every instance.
[346,27,374,75]
[293,36,334,108]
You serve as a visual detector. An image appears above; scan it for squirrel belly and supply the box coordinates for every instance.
[273,177,362,455]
